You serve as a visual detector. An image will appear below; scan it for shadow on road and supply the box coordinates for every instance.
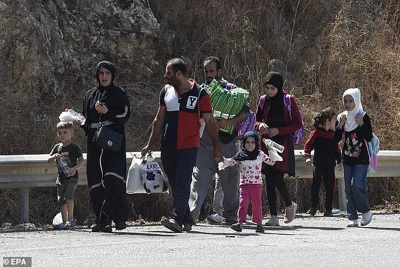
[361,226,400,231]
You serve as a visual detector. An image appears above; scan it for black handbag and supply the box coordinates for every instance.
[94,124,123,152]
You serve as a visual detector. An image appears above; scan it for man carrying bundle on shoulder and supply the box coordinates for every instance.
[189,56,251,226]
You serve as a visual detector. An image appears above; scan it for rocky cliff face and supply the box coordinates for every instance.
[0,0,162,153]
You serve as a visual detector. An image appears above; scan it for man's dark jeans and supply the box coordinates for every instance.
[161,147,198,226]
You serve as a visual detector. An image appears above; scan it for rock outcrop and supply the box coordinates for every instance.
[0,0,161,153]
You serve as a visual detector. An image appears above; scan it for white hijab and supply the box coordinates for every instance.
[340,88,364,132]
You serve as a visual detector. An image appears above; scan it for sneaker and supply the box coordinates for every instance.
[307,207,317,216]
[183,223,192,232]
[65,220,75,229]
[347,219,359,227]
[246,214,252,221]
[361,211,373,226]
[284,202,297,224]
[264,215,279,226]
[231,223,242,232]
[91,223,102,232]
[222,218,238,226]
[256,224,265,233]
[102,224,113,233]
[161,218,182,233]
[207,213,223,225]
[323,211,333,217]
[92,223,112,233]
[115,220,127,230]
[54,223,65,230]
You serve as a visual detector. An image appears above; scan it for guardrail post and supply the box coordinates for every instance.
[337,179,346,211]
[20,188,29,223]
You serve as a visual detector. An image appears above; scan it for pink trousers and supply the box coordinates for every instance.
[238,184,263,224]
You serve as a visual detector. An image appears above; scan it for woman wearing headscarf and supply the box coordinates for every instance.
[334,88,373,227]
[81,61,131,232]
[255,71,303,226]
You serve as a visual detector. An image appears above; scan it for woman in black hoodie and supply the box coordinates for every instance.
[81,61,131,233]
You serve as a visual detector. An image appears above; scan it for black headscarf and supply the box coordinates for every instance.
[264,71,283,91]
[265,71,285,129]
[233,131,260,161]
[96,61,116,89]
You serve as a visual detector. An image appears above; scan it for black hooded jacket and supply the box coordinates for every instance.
[82,61,130,135]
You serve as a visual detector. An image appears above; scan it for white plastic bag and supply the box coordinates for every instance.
[140,155,169,194]
[218,157,231,170]
[59,108,86,125]
[52,212,63,226]
[126,156,146,194]
[268,149,283,161]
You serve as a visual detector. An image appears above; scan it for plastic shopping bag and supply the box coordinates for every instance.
[52,212,63,226]
[263,138,283,161]
[126,156,146,194]
[140,154,169,194]
[59,108,86,125]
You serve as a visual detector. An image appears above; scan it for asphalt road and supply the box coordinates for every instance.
[1,212,399,267]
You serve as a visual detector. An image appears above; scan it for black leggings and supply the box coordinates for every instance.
[311,165,336,211]
[264,165,292,216]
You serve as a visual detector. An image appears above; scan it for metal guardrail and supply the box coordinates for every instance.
[1,151,399,223]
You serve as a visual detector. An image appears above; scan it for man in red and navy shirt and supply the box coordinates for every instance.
[142,58,222,233]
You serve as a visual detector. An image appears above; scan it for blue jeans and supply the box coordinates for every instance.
[161,147,198,226]
[343,164,370,220]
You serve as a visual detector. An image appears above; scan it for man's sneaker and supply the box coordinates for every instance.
[65,220,75,229]
[323,211,333,217]
[284,202,297,224]
[231,223,242,232]
[207,213,223,225]
[183,223,192,232]
[222,218,238,226]
[91,224,102,232]
[347,219,359,227]
[256,224,265,233]
[307,207,317,216]
[102,224,113,233]
[361,211,373,226]
[264,215,279,226]
[115,220,127,230]
[92,223,112,233]
[161,218,182,233]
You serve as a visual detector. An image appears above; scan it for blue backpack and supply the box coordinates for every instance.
[364,133,380,175]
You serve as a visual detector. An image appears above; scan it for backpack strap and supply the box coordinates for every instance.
[283,93,292,120]
[258,95,268,122]
[259,95,266,111]
[364,138,371,158]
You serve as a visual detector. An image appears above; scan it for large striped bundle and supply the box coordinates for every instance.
[206,79,249,134]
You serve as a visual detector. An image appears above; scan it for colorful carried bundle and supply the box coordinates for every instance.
[206,79,250,135]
